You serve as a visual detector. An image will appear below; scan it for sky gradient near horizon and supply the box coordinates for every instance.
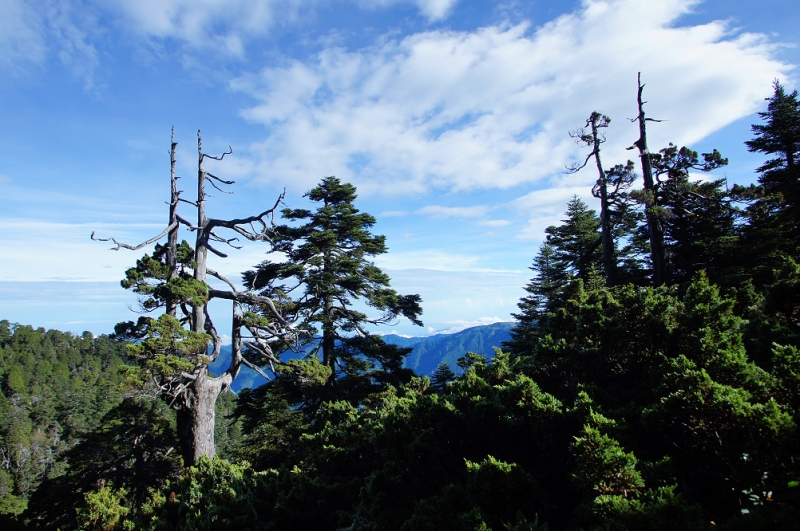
[1,0,798,339]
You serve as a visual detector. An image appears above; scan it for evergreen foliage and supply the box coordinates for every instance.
[244,176,423,410]
[0,323,128,522]
[6,80,800,530]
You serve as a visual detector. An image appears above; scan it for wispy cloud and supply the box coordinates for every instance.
[0,0,457,80]
[361,0,459,21]
[416,205,488,218]
[0,0,100,88]
[375,250,481,271]
[0,0,47,71]
[232,0,789,198]
[380,210,412,217]
[103,0,290,56]
[382,268,527,334]
[434,316,512,335]
[102,0,456,55]
[511,185,596,241]
[0,220,165,282]
[479,219,511,227]
[48,1,101,89]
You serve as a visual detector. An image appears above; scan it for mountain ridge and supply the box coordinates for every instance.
[210,321,515,392]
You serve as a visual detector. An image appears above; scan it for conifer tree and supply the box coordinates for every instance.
[94,130,292,465]
[431,362,456,392]
[505,242,560,356]
[647,143,731,284]
[507,199,602,357]
[244,177,423,407]
[741,80,800,274]
[544,196,602,282]
[746,80,800,222]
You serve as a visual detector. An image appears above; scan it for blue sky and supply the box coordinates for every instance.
[0,0,797,339]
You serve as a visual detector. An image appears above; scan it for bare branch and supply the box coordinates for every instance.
[206,190,286,240]
[91,221,179,251]
[239,357,273,381]
[201,146,233,162]
[206,172,235,185]
[208,289,292,328]
[209,230,243,249]
[206,176,235,195]
[207,268,238,291]
[205,242,229,258]
[566,151,595,174]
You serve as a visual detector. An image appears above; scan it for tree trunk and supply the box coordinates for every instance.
[322,295,336,385]
[174,130,220,465]
[194,130,208,334]
[632,73,668,286]
[176,372,225,465]
[587,113,618,286]
[166,128,179,317]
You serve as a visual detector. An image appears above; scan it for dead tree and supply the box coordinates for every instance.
[93,129,297,465]
[628,73,668,286]
[568,112,635,286]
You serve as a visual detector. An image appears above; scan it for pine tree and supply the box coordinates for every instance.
[741,80,800,276]
[505,243,561,356]
[507,198,602,357]
[745,80,800,221]
[431,362,456,392]
[244,177,423,408]
[544,196,602,282]
[646,144,732,284]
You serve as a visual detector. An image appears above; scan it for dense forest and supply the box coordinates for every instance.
[2,80,800,529]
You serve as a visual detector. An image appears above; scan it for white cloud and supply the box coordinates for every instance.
[102,0,457,54]
[102,0,292,55]
[380,210,411,217]
[416,205,488,218]
[233,0,789,196]
[479,219,511,227]
[412,0,458,21]
[375,250,481,271]
[0,0,47,71]
[512,185,596,240]
[362,0,459,21]
[435,316,511,335]
[0,220,165,282]
[47,1,101,89]
[0,0,100,87]
[378,268,527,334]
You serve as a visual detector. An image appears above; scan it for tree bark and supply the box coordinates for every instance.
[194,131,209,334]
[96,129,286,466]
[176,371,229,464]
[179,131,223,464]
[587,113,618,286]
[632,73,668,286]
[166,128,179,318]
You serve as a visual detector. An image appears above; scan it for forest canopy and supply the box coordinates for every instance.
[2,79,800,530]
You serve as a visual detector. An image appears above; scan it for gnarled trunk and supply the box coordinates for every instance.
[176,372,228,464]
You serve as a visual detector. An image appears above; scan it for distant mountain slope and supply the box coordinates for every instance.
[211,321,516,392]
[389,322,514,377]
